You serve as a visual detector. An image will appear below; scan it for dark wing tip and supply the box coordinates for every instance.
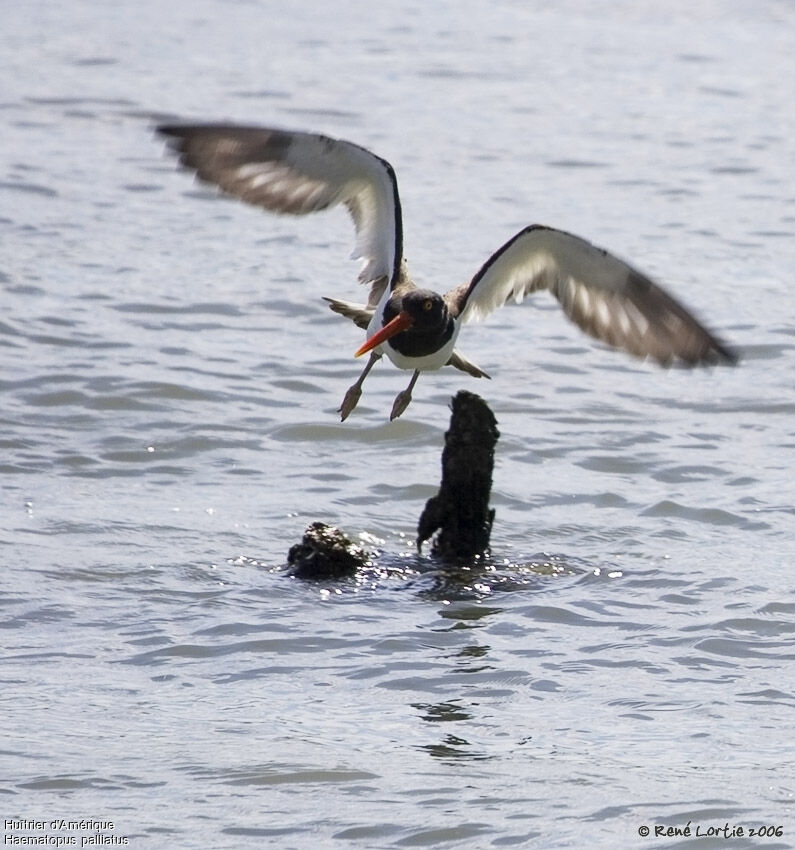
[156,122,197,142]
[156,123,200,156]
[712,339,740,366]
[156,122,228,136]
[656,328,738,369]
[622,270,739,368]
[683,323,739,367]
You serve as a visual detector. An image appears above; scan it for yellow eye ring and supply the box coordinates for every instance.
[423,299,433,311]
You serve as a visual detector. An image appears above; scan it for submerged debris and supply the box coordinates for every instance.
[287,521,370,580]
[286,392,499,580]
[417,390,499,559]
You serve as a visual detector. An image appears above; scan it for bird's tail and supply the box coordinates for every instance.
[447,350,491,379]
[323,297,373,331]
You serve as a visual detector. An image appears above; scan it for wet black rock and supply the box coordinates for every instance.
[287,521,370,580]
[417,390,499,559]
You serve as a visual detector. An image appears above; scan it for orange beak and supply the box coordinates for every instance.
[354,310,414,357]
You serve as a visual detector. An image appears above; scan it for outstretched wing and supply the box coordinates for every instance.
[453,225,735,366]
[158,123,403,306]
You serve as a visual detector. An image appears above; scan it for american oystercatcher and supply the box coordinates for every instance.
[158,123,736,420]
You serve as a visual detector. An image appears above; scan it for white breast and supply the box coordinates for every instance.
[384,332,460,371]
[365,307,462,372]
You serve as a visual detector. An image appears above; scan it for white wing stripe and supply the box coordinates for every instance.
[456,224,733,365]
[159,124,403,296]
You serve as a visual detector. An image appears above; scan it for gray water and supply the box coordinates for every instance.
[2,1,794,847]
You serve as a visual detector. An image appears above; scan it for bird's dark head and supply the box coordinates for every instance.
[354,289,453,358]
[395,290,448,331]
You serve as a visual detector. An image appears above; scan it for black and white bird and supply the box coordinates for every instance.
[157,123,736,420]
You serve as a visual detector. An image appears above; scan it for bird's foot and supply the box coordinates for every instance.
[338,384,362,421]
[390,389,413,421]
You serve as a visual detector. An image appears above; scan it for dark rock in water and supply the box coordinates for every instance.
[287,521,370,580]
[417,391,499,559]
[286,392,498,578]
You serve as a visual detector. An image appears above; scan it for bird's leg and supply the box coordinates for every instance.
[390,370,420,421]
[339,352,381,421]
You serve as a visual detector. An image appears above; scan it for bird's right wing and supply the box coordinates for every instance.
[455,225,735,366]
[158,124,403,306]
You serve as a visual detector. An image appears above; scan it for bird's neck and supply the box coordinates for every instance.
[389,313,456,358]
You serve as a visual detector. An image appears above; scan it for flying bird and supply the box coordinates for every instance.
[157,123,736,420]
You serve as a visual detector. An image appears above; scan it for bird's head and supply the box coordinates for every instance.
[355,290,451,358]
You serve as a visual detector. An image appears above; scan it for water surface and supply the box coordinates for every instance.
[2,1,794,848]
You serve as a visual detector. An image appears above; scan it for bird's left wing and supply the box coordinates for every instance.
[158,123,403,305]
[454,225,735,366]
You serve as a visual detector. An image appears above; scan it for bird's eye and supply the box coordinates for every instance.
[423,299,433,312]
